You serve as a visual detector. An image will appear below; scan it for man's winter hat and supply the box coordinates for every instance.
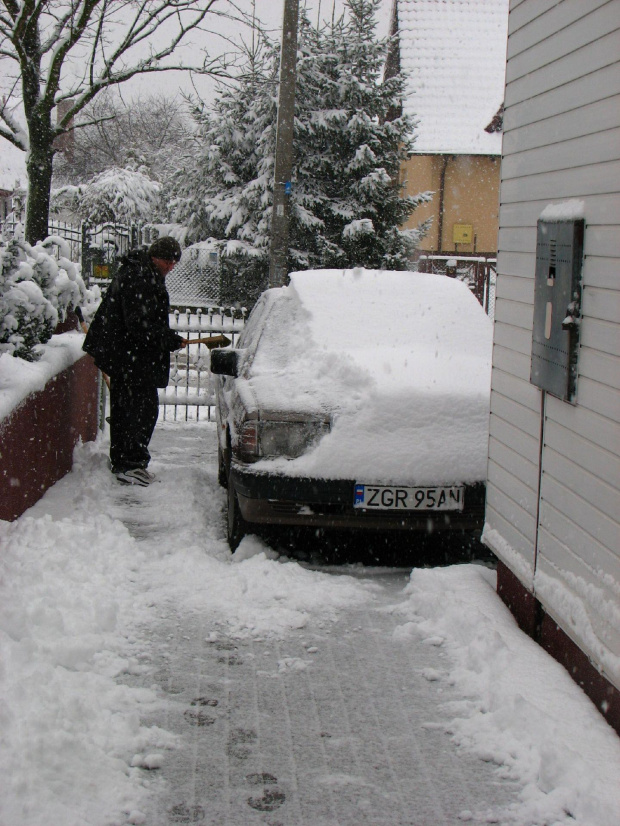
[148,237,182,262]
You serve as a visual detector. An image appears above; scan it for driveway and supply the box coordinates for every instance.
[129,569,516,826]
[1,421,618,826]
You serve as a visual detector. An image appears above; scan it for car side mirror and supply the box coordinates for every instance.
[210,348,239,377]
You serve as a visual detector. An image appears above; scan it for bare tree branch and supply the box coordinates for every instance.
[0,0,251,241]
[0,78,27,148]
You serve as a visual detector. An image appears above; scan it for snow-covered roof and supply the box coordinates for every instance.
[396,0,509,155]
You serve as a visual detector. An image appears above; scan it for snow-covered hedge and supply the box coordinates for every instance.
[0,236,98,361]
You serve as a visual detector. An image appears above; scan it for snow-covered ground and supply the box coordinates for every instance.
[0,422,619,826]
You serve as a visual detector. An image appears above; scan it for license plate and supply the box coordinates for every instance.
[353,484,464,511]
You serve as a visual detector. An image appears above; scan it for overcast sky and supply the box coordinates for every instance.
[123,0,395,101]
[0,0,395,188]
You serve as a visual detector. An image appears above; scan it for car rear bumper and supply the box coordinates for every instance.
[231,466,486,532]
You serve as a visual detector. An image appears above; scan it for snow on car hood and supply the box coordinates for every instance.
[248,269,493,485]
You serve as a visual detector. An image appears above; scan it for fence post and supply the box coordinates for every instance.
[81,222,91,287]
[472,260,485,306]
[484,260,492,314]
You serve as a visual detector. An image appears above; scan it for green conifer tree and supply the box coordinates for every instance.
[170,0,431,304]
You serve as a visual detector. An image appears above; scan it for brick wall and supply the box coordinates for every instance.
[0,354,99,521]
[497,561,619,736]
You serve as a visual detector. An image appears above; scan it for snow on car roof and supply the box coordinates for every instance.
[248,268,493,486]
[290,268,491,392]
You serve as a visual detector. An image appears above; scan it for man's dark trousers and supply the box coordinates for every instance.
[110,373,159,473]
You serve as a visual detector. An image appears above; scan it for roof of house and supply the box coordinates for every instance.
[394,0,509,156]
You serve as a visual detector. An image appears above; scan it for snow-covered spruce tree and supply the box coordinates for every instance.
[293,0,431,272]
[168,40,279,304]
[169,0,430,305]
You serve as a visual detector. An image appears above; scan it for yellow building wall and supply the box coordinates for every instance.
[400,154,501,255]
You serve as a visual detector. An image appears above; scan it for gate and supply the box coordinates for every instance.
[159,306,247,421]
[83,222,144,285]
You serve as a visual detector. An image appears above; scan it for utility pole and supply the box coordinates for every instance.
[268,0,299,288]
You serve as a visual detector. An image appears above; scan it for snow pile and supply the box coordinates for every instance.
[394,565,620,826]
[144,538,374,640]
[534,565,620,690]
[0,332,86,422]
[0,509,178,826]
[250,269,493,484]
[539,199,586,221]
[0,430,375,824]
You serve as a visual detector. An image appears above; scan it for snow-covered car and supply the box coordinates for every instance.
[210,269,493,550]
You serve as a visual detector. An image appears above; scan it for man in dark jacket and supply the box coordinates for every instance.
[84,237,185,486]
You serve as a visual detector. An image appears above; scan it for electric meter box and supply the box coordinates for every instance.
[530,218,584,402]
[453,224,473,244]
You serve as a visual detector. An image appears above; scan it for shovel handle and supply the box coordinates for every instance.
[75,306,110,389]
[74,305,89,335]
[180,334,231,349]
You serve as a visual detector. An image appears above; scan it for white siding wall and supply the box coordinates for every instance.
[485,0,620,689]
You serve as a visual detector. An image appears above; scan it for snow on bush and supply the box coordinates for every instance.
[0,236,96,361]
[53,166,161,224]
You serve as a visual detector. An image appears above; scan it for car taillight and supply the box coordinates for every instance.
[239,421,259,458]
[237,419,329,462]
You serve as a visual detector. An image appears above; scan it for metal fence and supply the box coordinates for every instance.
[0,217,87,263]
[166,244,221,308]
[417,255,498,320]
[158,307,247,422]
[48,220,85,262]
[0,217,194,285]
[0,217,140,279]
